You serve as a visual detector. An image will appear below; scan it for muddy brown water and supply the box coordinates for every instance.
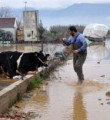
[12,59,110,120]
[1,41,110,120]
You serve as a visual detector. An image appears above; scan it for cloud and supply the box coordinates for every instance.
[2,0,110,9]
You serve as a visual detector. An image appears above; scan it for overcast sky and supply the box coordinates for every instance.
[1,0,110,9]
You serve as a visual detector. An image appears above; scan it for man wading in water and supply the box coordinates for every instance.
[60,26,87,84]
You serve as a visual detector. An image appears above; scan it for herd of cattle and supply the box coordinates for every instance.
[0,51,50,79]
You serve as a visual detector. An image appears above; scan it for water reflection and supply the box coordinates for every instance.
[73,88,87,120]
[87,42,108,60]
[0,44,41,52]
[15,84,49,116]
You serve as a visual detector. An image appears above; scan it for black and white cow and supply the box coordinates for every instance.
[0,51,49,79]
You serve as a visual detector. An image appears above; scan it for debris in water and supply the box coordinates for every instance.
[106,92,110,97]
[98,99,102,101]
[97,62,100,64]
[107,102,110,105]
[101,103,104,105]
[106,99,110,101]
[100,75,105,77]
[0,110,38,119]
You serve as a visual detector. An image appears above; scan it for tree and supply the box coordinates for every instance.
[17,17,23,29]
[38,20,45,51]
[50,25,69,39]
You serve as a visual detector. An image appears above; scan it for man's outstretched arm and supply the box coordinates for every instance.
[60,36,74,46]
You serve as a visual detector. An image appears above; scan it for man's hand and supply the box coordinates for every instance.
[73,50,79,54]
[59,38,64,43]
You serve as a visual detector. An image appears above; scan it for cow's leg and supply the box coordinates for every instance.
[0,66,7,77]
[17,66,28,80]
[16,70,25,80]
[1,66,10,77]
[0,66,3,75]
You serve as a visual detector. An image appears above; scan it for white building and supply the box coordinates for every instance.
[23,11,38,41]
[0,18,17,42]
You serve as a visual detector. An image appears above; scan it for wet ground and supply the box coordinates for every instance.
[1,41,110,120]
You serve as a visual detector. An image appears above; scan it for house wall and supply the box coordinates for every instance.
[17,29,24,41]
[0,28,17,42]
[23,11,38,41]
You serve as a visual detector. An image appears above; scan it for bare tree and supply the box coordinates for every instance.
[38,20,46,51]
[17,17,23,29]
[0,7,12,18]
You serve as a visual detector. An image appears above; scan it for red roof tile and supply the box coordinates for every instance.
[0,18,16,28]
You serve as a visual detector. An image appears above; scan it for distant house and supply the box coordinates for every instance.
[0,18,17,42]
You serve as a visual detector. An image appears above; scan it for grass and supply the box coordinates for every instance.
[9,99,16,108]
[27,76,43,91]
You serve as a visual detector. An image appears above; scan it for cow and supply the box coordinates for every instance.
[0,51,49,79]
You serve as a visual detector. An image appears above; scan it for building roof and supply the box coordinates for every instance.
[0,18,16,28]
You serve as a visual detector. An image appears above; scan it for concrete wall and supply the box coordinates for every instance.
[0,75,34,113]
[23,11,38,41]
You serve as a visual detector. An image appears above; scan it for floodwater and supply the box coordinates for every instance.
[0,43,65,58]
[2,41,110,120]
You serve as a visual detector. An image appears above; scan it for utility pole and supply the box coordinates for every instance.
[25,1,27,11]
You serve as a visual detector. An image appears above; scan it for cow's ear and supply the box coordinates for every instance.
[46,54,50,57]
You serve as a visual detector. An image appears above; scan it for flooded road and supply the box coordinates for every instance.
[6,40,110,120]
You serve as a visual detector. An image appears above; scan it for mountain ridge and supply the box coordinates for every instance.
[11,3,110,28]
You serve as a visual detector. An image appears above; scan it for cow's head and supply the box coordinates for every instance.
[34,51,50,67]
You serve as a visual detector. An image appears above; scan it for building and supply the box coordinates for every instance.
[17,29,24,42]
[23,11,38,41]
[0,18,17,42]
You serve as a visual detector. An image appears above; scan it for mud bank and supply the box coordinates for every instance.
[0,58,62,114]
